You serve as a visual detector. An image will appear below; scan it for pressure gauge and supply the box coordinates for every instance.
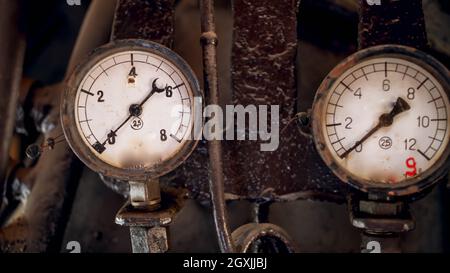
[312,45,450,197]
[61,39,202,181]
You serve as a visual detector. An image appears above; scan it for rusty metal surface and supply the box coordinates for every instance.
[111,0,175,48]
[231,223,297,253]
[0,82,83,252]
[189,0,346,201]
[116,199,179,227]
[353,200,414,253]
[349,195,414,253]
[0,0,26,214]
[115,187,186,226]
[115,187,186,253]
[358,0,428,50]
[349,197,415,233]
[129,180,161,210]
[181,0,348,202]
[129,226,168,253]
[224,0,304,199]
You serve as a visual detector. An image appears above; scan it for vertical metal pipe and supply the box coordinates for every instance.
[0,0,26,213]
[199,0,235,253]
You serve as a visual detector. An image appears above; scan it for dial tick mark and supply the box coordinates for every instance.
[417,149,431,161]
[326,123,342,127]
[170,134,182,143]
[81,89,94,96]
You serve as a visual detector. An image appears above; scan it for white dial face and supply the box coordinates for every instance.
[74,50,195,170]
[322,57,450,184]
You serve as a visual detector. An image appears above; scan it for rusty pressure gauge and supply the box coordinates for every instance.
[312,45,450,198]
[61,39,202,181]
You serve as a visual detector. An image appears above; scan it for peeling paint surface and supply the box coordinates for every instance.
[180,0,347,202]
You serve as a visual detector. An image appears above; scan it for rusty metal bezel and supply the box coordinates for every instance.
[61,39,203,181]
[231,223,298,253]
[311,44,450,198]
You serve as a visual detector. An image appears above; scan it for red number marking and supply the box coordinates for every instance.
[405,157,417,177]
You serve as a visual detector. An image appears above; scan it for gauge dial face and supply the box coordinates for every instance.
[316,53,450,186]
[62,40,201,179]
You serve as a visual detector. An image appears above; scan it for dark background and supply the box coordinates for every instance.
[20,0,450,252]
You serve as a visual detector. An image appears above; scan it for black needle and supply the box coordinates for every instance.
[137,78,166,107]
[101,78,165,146]
[340,97,411,159]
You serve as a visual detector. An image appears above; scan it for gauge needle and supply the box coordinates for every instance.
[137,78,166,107]
[101,78,165,146]
[339,97,411,159]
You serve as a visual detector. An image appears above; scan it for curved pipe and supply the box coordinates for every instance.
[199,0,235,253]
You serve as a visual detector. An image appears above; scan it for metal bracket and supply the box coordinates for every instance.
[115,182,184,253]
[348,196,415,252]
[129,226,168,253]
[129,180,161,210]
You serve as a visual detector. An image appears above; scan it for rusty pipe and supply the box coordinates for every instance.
[0,0,26,214]
[199,0,235,253]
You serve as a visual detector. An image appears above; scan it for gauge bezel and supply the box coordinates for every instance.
[311,44,450,198]
[61,39,203,181]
